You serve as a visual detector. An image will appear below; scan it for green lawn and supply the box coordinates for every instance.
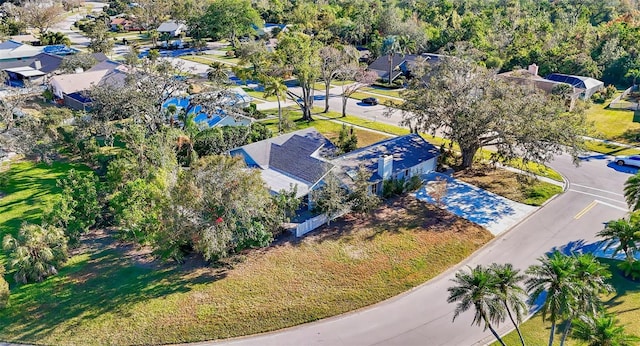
[495,258,640,346]
[0,161,89,248]
[361,86,404,99]
[585,100,640,143]
[260,110,391,148]
[584,140,640,156]
[243,88,279,102]
[180,55,240,67]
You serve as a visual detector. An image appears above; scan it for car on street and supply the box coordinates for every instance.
[361,97,379,105]
[614,155,640,167]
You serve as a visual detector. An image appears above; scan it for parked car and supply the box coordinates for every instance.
[614,155,640,167]
[362,97,379,105]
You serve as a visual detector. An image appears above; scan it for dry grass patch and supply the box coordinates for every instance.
[0,196,492,345]
[454,168,563,206]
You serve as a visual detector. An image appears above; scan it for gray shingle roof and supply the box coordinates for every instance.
[331,134,439,185]
[269,135,332,184]
[229,128,336,193]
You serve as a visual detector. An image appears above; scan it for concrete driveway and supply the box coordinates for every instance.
[414,172,538,235]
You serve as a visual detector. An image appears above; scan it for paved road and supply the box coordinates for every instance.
[197,91,632,346]
[52,2,108,47]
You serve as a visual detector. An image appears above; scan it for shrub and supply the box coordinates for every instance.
[0,172,9,190]
[0,266,8,308]
[226,50,236,58]
[2,223,69,283]
[405,175,423,192]
[383,178,406,198]
[618,261,640,280]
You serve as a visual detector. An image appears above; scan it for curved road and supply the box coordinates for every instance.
[198,94,634,346]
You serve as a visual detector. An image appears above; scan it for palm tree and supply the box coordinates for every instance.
[559,254,614,346]
[623,173,640,211]
[573,314,640,346]
[207,62,229,85]
[148,29,159,47]
[263,76,288,133]
[597,218,640,264]
[447,265,507,346]
[489,263,527,346]
[526,251,578,346]
[381,35,403,86]
[2,223,68,283]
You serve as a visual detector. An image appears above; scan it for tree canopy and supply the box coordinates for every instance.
[399,57,588,169]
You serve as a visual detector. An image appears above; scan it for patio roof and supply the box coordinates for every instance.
[4,66,45,77]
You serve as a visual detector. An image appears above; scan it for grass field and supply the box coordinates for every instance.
[361,86,404,99]
[494,258,640,346]
[584,140,640,156]
[0,174,493,345]
[0,161,89,248]
[259,111,391,148]
[586,100,640,143]
[454,168,563,206]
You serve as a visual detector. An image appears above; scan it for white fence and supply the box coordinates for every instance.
[295,210,348,237]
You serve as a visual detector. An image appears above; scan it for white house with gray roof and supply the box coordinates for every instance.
[231,129,440,211]
[330,134,440,195]
[229,128,336,209]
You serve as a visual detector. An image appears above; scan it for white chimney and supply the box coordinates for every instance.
[378,155,393,180]
[33,60,41,70]
[528,63,539,76]
[75,67,84,74]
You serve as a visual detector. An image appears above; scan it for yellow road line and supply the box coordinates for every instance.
[574,200,597,220]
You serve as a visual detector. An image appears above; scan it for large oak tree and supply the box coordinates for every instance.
[399,57,588,169]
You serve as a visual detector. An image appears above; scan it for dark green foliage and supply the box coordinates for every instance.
[193,124,271,157]
[313,174,348,225]
[0,265,8,308]
[348,167,380,215]
[405,176,423,192]
[43,169,100,246]
[383,178,406,198]
[337,124,358,154]
[2,224,68,283]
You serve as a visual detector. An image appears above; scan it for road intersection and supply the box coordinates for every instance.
[201,93,633,346]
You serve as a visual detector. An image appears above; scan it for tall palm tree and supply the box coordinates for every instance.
[526,251,578,346]
[597,218,640,264]
[573,314,640,346]
[559,254,614,346]
[447,265,507,346]
[489,263,527,346]
[381,35,403,86]
[623,173,640,211]
[208,62,230,85]
[263,76,288,134]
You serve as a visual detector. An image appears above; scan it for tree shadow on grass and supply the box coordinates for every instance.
[286,195,475,246]
[0,246,227,342]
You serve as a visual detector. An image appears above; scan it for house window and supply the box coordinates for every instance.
[404,169,410,178]
[370,183,378,195]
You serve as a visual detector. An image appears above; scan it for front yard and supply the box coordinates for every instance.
[0,162,493,345]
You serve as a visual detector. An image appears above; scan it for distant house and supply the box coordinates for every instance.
[254,23,289,37]
[331,134,440,195]
[498,64,591,110]
[49,62,127,111]
[157,21,187,37]
[368,53,444,84]
[0,40,43,62]
[545,73,604,100]
[0,52,64,86]
[230,128,337,209]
